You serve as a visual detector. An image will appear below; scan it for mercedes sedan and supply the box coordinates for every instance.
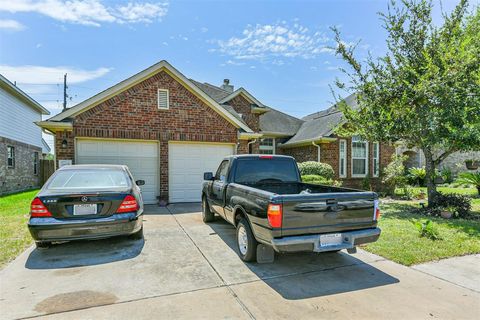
[28,164,145,248]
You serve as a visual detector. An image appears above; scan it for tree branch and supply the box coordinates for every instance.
[433,149,457,165]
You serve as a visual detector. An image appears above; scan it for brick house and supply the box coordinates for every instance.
[0,74,50,194]
[37,60,394,203]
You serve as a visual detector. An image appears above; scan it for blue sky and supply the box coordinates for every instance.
[0,0,476,149]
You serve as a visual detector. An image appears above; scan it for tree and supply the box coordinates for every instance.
[332,0,480,205]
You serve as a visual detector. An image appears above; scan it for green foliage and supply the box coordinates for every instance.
[408,167,427,186]
[301,175,343,187]
[297,162,334,180]
[458,171,480,195]
[382,154,408,195]
[413,219,441,240]
[440,167,454,184]
[429,193,472,219]
[332,0,480,203]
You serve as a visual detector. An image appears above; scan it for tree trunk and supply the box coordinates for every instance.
[423,149,438,207]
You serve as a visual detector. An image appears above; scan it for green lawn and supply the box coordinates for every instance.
[396,186,478,197]
[0,189,38,268]
[364,201,480,266]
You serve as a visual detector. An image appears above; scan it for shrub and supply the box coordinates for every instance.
[298,162,334,179]
[408,167,427,186]
[413,220,441,240]
[301,175,342,187]
[429,193,472,219]
[382,154,408,196]
[457,171,480,195]
[440,167,454,184]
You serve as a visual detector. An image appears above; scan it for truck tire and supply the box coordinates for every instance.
[202,197,215,223]
[236,218,258,262]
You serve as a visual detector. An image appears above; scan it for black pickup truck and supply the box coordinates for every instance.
[202,155,381,262]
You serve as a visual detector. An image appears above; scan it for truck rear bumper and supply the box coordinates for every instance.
[270,228,381,253]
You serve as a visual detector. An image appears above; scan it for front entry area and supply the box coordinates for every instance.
[168,142,235,202]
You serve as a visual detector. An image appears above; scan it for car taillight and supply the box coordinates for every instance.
[373,200,381,220]
[30,197,52,217]
[267,203,282,228]
[116,195,139,213]
[259,155,273,159]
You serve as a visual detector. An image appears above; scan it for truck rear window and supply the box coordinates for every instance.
[233,158,299,185]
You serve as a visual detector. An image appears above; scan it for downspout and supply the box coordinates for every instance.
[312,141,321,162]
[247,139,257,154]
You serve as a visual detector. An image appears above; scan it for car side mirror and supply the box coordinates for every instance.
[203,172,214,181]
[136,180,145,186]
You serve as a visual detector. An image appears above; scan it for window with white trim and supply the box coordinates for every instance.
[373,142,380,177]
[339,139,347,178]
[158,89,169,109]
[33,152,39,175]
[7,146,15,168]
[259,138,275,154]
[351,136,368,177]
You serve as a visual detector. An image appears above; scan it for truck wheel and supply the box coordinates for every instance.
[202,197,215,223]
[236,218,258,262]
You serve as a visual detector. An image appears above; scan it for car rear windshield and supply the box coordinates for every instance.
[47,169,131,190]
[233,158,299,185]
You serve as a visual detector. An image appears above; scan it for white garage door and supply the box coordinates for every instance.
[76,139,159,204]
[169,142,235,203]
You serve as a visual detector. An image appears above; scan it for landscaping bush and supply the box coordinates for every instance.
[440,167,454,184]
[408,167,427,186]
[457,171,480,195]
[297,162,334,180]
[382,154,408,196]
[413,219,441,240]
[301,175,342,187]
[426,193,472,219]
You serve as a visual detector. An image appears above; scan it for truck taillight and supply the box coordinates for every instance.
[116,195,139,213]
[267,203,282,228]
[373,200,381,220]
[30,197,52,217]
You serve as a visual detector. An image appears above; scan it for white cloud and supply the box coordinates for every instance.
[0,65,111,84]
[0,0,168,27]
[216,22,332,62]
[0,19,26,31]
[200,27,208,33]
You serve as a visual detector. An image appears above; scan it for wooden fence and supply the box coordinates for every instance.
[40,159,55,185]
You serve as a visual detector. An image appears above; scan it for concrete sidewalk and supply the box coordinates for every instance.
[0,203,479,320]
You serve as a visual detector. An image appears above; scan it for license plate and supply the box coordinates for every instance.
[73,204,97,215]
[320,233,342,247]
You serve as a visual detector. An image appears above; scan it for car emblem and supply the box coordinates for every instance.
[81,196,88,202]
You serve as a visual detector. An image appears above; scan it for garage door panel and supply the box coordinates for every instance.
[169,143,234,203]
[76,139,159,204]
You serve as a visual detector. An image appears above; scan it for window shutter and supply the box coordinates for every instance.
[158,89,169,109]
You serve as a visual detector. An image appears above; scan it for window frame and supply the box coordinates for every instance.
[33,152,39,175]
[259,137,275,155]
[373,142,380,177]
[157,88,170,110]
[339,139,347,178]
[351,136,368,178]
[7,146,15,169]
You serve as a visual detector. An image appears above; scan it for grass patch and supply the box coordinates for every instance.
[396,186,478,197]
[0,189,38,268]
[363,201,480,265]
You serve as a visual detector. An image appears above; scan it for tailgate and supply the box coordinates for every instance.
[280,192,377,237]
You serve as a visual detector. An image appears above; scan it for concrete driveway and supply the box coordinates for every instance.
[0,204,478,320]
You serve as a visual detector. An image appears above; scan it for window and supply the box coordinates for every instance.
[339,139,347,178]
[47,169,130,190]
[373,142,380,177]
[7,146,15,168]
[351,136,368,177]
[215,160,229,182]
[158,89,169,109]
[234,158,298,185]
[33,152,39,175]
[259,138,275,154]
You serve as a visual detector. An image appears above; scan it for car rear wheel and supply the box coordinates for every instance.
[129,226,144,240]
[236,218,258,262]
[202,197,215,223]
[35,241,51,249]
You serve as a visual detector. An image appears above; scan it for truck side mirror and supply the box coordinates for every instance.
[203,172,214,181]
[136,180,145,186]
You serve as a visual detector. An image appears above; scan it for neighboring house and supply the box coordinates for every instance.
[41,138,51,157]
[0,74,50,194]
[37,60,393,204]
[396,145,480,175]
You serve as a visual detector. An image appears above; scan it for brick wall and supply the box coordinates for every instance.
[57,70,239,202]
[226,95,260,132]
[0,136,42,194]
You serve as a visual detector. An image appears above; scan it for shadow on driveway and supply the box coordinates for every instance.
[25,236,144,270]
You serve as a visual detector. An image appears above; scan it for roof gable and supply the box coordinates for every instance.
[0,74,50,115]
